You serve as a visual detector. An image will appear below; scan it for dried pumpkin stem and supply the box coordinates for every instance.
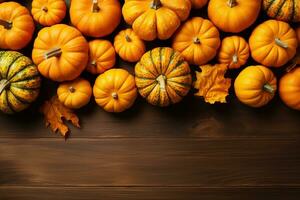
[125,35,132,42]
[69,86,76,93]
[92,0,100,12]
[227,0,237,7]
[151,0,161,9]
[232,54,238,64]
[286,62,297,73]
[0,19,12,29]
[41,6,48,12]
[156,75,166,91]
[193,37,201,44]
[44,47,62,59]
[263,84,275,94]
[111,92,118,99]
[0,79,10,95]
[275,38,288,49]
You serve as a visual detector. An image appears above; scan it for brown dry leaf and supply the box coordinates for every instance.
[194,64,231,104]
[40,96,80,137]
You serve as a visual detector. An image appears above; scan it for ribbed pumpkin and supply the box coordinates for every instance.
[0,2,35,50]
[208,0,261,33]
[70,0,121,38]
[249,20,298,68]
[218,36,249,69]
[31,0,67,26]
[172,17,220,66]
[234,65,277,108]
[32,24,89,82]
[279,67,300,110]
[93,69,137,113]
[263,0,300,23]
[0,51,41,114]
[86,40,116,75]
[190,0,208,9]
[135,47,192,107]
[122,0,191,41]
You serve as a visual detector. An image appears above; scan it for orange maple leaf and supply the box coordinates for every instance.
[40,96,80,137]
[194,64,231,104]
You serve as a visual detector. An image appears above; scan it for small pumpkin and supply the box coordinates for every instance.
[70,0,121,38]
[57,78,92,109]
[135,47,192,107]
[87,40,116,75]
[32,24,89,82]
[114,28,146,63]
[190,0,208,9]
[31,0,67,26]
[0,2,35,50]
[279,67,300,110]
[172,17,220,65]
[208,0,261,33]
[122,0,191,41]
[249,20,298,68]
[0,51,41,114]
[234,65,277,108]
[93,68,137,113]
[263,0,300,23]
[218,36,249,69]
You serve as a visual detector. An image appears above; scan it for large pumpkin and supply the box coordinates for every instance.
[208,0,261,33]
[70,0,121,38]
[135,47,192,107]
[0,2,35,50]
[279,67,300,110]
[32,24,89,82]
[172,17,220,66]
[249,20,298,68]
[0,51,41,114]
[263,0,300,23]
[122,0,191,41]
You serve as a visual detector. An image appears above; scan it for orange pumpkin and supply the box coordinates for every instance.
[32,24,89,82]
[0,2,35,50]
[218,36,249,69]
[122,0,191,41]
[31,0,66,26]
[70,0,121,37]
[279,67,300,110]
[114,28,146,63]
[172,17,220,65]
[234,65,277,108]
[57,78,92,109]
[86,40,116,75]
[208,0,261,33]
[249,20,298,68]
[93,68,137,113]
[297,27,300,45]
[190,0,208,9]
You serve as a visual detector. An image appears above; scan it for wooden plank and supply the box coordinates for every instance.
[1,138,300,186]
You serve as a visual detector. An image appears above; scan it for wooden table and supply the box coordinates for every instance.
[1,1,300,199]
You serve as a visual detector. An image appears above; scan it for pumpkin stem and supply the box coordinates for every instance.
[232,54,238,64]
[44,47,62,59]
[90,60,97,66]
[125,35,132,42]
[41,6,48,12]
[275,38,288,49]
[111,92,118,99]
[151,0,161,9]
[193,37,201,44]
[156,75,166,91]
[0,19,12,29]
[69,86,76,93]
[263,84,275,94]
[227,0,237,7]
[92,0,100,12]
[0,79,10,95]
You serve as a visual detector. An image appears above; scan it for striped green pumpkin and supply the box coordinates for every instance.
[0,51,41,114]
[263,0,300,22]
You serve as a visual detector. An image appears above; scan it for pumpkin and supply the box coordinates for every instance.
[263,0,300,23]
[57,78,92,109]
[208,0,261,33]
[122,0,191,41]
[234,65,277,108]
[297,27,300,45]
[190,0,208,9]
[70,0,121,38]
[93,68,137,113]
[32,24,89,82]
[218,36,249,69]
[0,51,41,114]
[249,20,298,68]
[86,40,116,75]
[114,28,146,63]
[172,17,220,66]
[0,2,35,50]
[135,47,192,107]
[279,67,300,110]
[31,0,67,26]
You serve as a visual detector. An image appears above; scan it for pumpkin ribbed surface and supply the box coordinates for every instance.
[263,0,300,22]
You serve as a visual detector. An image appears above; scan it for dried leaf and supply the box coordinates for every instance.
[194,64,231,104]
[40,96,80,137]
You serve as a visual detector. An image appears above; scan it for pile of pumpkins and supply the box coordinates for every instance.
[0,0,299,114]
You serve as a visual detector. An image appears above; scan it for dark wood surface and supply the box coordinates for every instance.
[1,0,300,199]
